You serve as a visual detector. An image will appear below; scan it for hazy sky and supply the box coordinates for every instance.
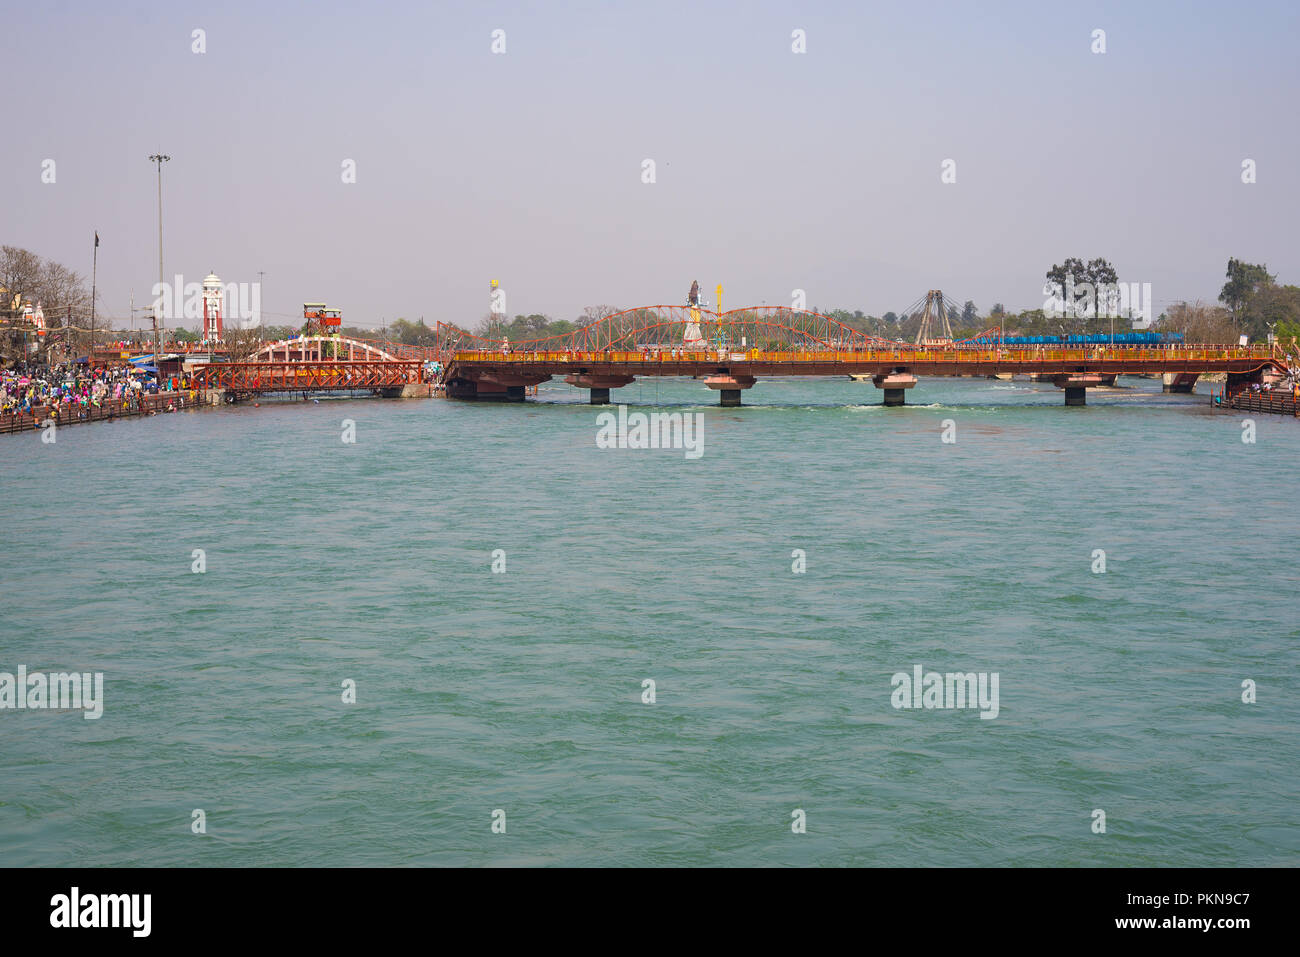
[5,0,1299,331]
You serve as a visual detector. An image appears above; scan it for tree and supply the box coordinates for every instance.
[961,300,978,326]
[1045,258,1086,298]
[990,303,1006,316]
[225,326,267,362]
[1219,258,1272,317]
[34,259,91,319]
[0,246,42,317]
[1085,258,1119,323]
[1045,257,1118,333]
[1003,308,1051,336]
[1155,301,1239,344]
[1251,283,1300,341]
[1275,318,1300,350]
[478,312,508,340]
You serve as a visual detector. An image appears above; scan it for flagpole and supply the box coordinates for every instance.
[90,231,98,368]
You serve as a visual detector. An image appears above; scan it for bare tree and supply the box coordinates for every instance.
[0,246,42,317]
[34,259,91,319]
[478,311,508,339]
[1157,300,1239,344]
[581,305,621,325]
[224,326,267,362]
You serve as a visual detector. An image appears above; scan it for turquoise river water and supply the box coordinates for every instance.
[1,375,1296,866]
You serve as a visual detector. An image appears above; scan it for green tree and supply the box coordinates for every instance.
[1046,257,1118,333]
[1275,318,1300,350]
[1247,282,1300,341]
[1219,258,1272,318]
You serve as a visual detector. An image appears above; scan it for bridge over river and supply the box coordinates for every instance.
[439,306,1288,406]
[188,335,427,397]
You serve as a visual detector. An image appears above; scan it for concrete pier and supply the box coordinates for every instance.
[1053,373,1108,406]
[704,374,756,406]
[444,375,549,400]
[378,383,434,398]
[564,373,634,405]
[871,372,918,406]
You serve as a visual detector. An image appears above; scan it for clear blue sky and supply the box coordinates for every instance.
[4,0,1298,330]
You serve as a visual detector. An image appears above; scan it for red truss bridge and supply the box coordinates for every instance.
[189,336,425,396]
[437,306,1288,406]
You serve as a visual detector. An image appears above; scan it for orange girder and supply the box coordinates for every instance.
[191,360,422,392]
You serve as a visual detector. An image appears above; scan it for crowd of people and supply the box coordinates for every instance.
[1,361,194,420]
[1248,379,1299,397]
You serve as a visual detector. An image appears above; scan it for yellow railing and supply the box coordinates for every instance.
[452,345,1274,364]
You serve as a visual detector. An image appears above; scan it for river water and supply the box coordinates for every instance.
[2,375,1296,866]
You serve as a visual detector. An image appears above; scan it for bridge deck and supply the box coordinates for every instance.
[445,345,1280,382]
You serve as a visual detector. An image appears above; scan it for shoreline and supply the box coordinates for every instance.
[0,391,203,435]
[0,387,438,435]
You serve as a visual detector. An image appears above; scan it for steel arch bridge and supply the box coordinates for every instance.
[249,335,402,362]
[436,306,899,356]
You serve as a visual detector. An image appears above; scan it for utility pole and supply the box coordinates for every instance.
[90,230,99,368]
[149,153,170,364]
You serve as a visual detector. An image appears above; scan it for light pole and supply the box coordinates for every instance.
[148,153,170,365]
[90,230,99,367]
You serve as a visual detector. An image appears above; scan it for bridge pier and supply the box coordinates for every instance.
[872,372,917,406]
[1162,372,1199,393]
[378,383,434,398]
[445,374,550,400]
[1225,370,1265,400]
[1053,374,1106,406]
[704,374,756,406]
[565,374,634,404]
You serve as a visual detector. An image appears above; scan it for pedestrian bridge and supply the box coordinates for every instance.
[437,306,1287,406]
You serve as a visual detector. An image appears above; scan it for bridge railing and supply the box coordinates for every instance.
[450,345,1276,365]
[191,360,424,391]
